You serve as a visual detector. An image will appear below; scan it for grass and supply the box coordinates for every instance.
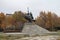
[0,33,30,40]
[0,32,60,40]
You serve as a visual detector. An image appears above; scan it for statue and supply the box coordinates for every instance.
[24,12,33,22]
[24,7,34,22]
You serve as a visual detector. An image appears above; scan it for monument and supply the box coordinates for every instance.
[24,8,33,22]
[22,8,50,36]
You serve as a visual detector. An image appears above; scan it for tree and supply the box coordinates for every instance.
[0,12,5,31]
[12,11,27,22]
[36,11,47,28]
[11,11,27,31]
[35,11,59,31]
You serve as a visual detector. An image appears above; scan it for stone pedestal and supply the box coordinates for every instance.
[22,22,50,36]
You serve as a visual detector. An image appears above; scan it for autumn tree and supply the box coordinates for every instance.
[0,12,6,31]
[36,11,59,31]
[36,11,47,28]
[12,11,27,23]
[12,11,27,30]
[6,15,16,25]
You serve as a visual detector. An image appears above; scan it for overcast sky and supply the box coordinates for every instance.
[0,0,60,18]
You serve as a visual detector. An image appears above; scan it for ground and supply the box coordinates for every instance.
[0,32,60,40]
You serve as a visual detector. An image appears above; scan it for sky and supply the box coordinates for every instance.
[0,0,60,18]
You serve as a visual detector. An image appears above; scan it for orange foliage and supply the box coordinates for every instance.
[36,11,60,31]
